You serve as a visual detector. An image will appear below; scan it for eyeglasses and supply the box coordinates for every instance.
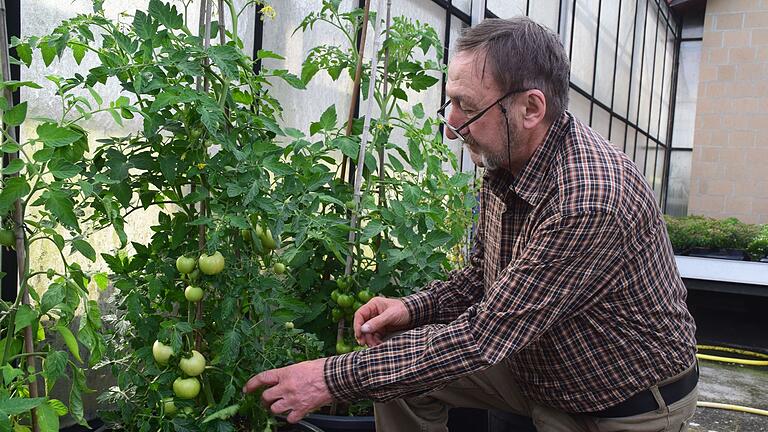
[437,88,531,141]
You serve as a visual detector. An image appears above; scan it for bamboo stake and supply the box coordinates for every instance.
[345,2,384,275]
[195,0,214,351]
[0,2,39,431]
[331,0,383,416]
[339,0,372,183]
[375,0,392,253]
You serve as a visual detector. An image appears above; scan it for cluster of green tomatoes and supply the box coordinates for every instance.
[330,276,374,354]
[149,251,226,415]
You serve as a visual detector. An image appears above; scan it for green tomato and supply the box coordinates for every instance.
[335,342,352,354]
[188,268,200,282]
[272,262,286,274]
[198,251,225,275]
[176,256,197,274]
[260,228,277,250]
[162,398,177,416]
[184,286,204,302]
[331,308,343,321]
[152,340,173,365]
[254,224,264,239]
[357,290,373,303]
[344,200,356,211]
[0,229,14,248]
[241,229,252,242]
[179,350,206,376]
[353,301,363,311]
[189,127,202,141]
[330,289,341,303]
[336,294,354,309]
[173,377,201,399]
[336,278,348,290]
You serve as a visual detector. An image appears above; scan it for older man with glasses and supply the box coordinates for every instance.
[244,16,698,432]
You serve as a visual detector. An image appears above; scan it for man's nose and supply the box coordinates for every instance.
[444,108,462,140]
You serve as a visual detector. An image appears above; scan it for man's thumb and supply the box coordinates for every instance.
[360,314,387,334]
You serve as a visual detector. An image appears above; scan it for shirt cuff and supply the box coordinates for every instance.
[401,289,437,326]
[324,352,366,403]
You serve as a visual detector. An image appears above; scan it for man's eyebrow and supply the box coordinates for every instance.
[450,94,475,107]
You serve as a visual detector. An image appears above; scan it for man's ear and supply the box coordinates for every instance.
[522,89,547,129]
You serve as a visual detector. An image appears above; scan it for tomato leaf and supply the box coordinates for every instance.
[54,325,82,363]
[43,351,68,393]
[37,123,82,148]
[14,304,37,334]
[3,101,27,126]
[44,190,79,230]
[0,397,46,416]
[72,239,96,262]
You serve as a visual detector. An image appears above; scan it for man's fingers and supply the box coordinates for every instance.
[243,369,280,393]
[261,386,282,406]
[286,408,308,424]
[269,399,290,415]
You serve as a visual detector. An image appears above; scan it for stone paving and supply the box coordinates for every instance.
[689,359,768,432]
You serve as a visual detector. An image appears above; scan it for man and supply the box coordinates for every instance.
[243,16,698,432]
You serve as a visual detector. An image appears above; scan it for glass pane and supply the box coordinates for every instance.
[637,5,658,132]
[635,135,649,175]
[614,0,637,116]
[671,41,702,149]
[390,0,445,117]
[262,0,356,135]
[659,34,675,143]
[594,0,620,106]
[653,145,667,203]
[529,0,561,33]
[624,127,637,163]
[487,0,527,18]
[609,116,627,151]
[649,21,667,139]
[570,0,600,93]
[628,0,648,123]
[666,150,692,216]
[644,142,658,185]
[591,106,611,140]
[568,88,592,121]
[453,0,472,15]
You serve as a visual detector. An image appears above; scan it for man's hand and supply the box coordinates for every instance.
[242,358,333,423]
[353,296,411,347]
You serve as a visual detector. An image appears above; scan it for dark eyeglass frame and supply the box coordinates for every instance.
[437,88,532,141]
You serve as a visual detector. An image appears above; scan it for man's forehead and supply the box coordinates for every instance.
[446,50,499,95]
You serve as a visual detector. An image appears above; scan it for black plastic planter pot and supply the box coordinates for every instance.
[304,413,376,431]
[303,407,494,432]
[687,248,748,261]
[59,417,323,432]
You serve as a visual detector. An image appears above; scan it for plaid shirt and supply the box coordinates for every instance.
[324,111,697,413]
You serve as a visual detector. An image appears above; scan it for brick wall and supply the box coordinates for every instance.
[688,0,768,224]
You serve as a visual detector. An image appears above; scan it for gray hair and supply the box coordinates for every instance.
[455,17,570,123]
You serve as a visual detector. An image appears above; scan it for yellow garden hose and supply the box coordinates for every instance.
[695,344,768,367]
[694,344,768,417]
[696,401,768,417]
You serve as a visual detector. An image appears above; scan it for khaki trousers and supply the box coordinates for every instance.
[374,360,697,432]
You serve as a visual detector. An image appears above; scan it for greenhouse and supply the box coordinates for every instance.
[1,0,767,431]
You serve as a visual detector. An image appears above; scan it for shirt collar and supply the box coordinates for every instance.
[486,111,571,206]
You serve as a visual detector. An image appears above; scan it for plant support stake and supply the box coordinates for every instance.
[340,0,372,182]
[0,1,39,431]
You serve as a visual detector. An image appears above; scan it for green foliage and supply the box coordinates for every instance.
[664,215,763,259]
[291,0,476,361]
[2,0,478,429]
